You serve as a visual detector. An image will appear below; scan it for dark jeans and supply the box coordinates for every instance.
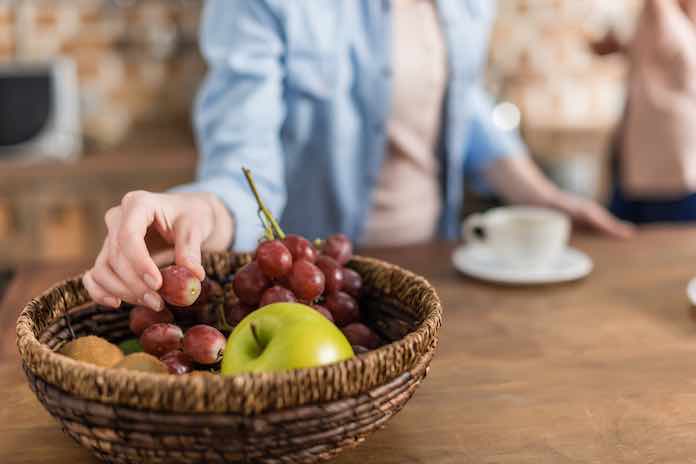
[609,156,696,223]
[610,187,696,223]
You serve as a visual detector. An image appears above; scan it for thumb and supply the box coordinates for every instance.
[173,217,206,281]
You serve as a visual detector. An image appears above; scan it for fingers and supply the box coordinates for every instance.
[89,246,137,303]
[152,249,176,268]
[100,192,165,311]
[83,270,121,309]
[577,201,636,239]
[590,214,635,239]
[173,216,206,281]
[109,246,164,311]
[604,218,636,240]
[117,192,163,291]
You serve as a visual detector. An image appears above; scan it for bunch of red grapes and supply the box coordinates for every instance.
[125,233,381,376]
[128,272,227,375]
[231,233,382,352]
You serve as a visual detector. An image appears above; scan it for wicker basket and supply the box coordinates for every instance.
[16,252,442,464]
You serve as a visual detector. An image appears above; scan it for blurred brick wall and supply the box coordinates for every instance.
[489,0,644,156]
[486,0,646,199]
[0,0,646,154]
[0,0,205,149]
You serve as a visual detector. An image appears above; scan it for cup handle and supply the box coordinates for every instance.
[463,213,487,246]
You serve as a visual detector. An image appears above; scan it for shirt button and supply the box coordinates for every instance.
[382,66,392,79]
[373,122,385,133]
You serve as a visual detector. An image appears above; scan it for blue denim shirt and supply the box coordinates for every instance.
[174,0,526,251]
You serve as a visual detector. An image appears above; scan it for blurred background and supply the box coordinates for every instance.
[0,0,642,277]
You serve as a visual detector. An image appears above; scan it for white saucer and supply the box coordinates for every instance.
[451,245,593,285]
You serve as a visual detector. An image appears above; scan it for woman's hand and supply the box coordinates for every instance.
[549,190,635,239]
[83,191,234,311]
[485,155,635,239]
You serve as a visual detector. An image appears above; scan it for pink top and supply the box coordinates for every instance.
[361,0,447,246]
[621,0,696,196]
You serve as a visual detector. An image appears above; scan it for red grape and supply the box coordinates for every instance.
[159,266,202,307]
[140,323,184,357]
[311,304,334,323]
[183,325,226,365]
[322,234,353,265]
[260,286,297,307]
[288,260,325,302]
[194,278,223,305]
[129,305,174,336]
[283,234,317,263]
[324,291,360,326]
[256,240,293,278]
[224,302,255,326]
[341,323,381,349]
[315,256,344,293]
[160,350,193,375]
[233,261,270,305]
[342,268,363,298]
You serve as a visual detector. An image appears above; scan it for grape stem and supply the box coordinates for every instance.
[242,167,286,240]
[250,323,263,351]
[217,304,234,332]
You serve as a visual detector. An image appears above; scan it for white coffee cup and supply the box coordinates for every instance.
[462,206,571,269]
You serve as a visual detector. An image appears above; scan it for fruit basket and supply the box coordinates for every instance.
[16,251,442,464]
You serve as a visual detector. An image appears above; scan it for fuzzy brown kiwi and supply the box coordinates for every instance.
[59,335,124,367]
[114,353,169,374]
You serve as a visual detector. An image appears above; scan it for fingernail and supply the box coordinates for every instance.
[144,292,162,311]
[143,273,159,290]
[104,297,121,308]
[188,254,200,265]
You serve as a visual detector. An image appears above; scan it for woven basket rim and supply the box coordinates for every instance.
[17,253,442,415]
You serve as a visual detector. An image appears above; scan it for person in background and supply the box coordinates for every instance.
[606,0,696,222]
[83,0,632,311]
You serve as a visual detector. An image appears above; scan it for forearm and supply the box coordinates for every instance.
[483,155,564,208]
[482,154,634,238]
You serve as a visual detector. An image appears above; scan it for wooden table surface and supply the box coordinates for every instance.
[4,227,696,463]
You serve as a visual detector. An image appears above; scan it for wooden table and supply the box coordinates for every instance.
[3,227,696,463]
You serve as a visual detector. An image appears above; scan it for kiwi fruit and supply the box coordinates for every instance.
[59,335,124,367]
[115,353,169,374]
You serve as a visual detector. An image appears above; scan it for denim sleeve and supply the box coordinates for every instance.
[171,0,286,252]
[464,84,529,193]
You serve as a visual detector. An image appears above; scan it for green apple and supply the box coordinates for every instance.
[221,303,354,375]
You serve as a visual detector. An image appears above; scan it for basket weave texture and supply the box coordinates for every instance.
[17,252,442,463]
